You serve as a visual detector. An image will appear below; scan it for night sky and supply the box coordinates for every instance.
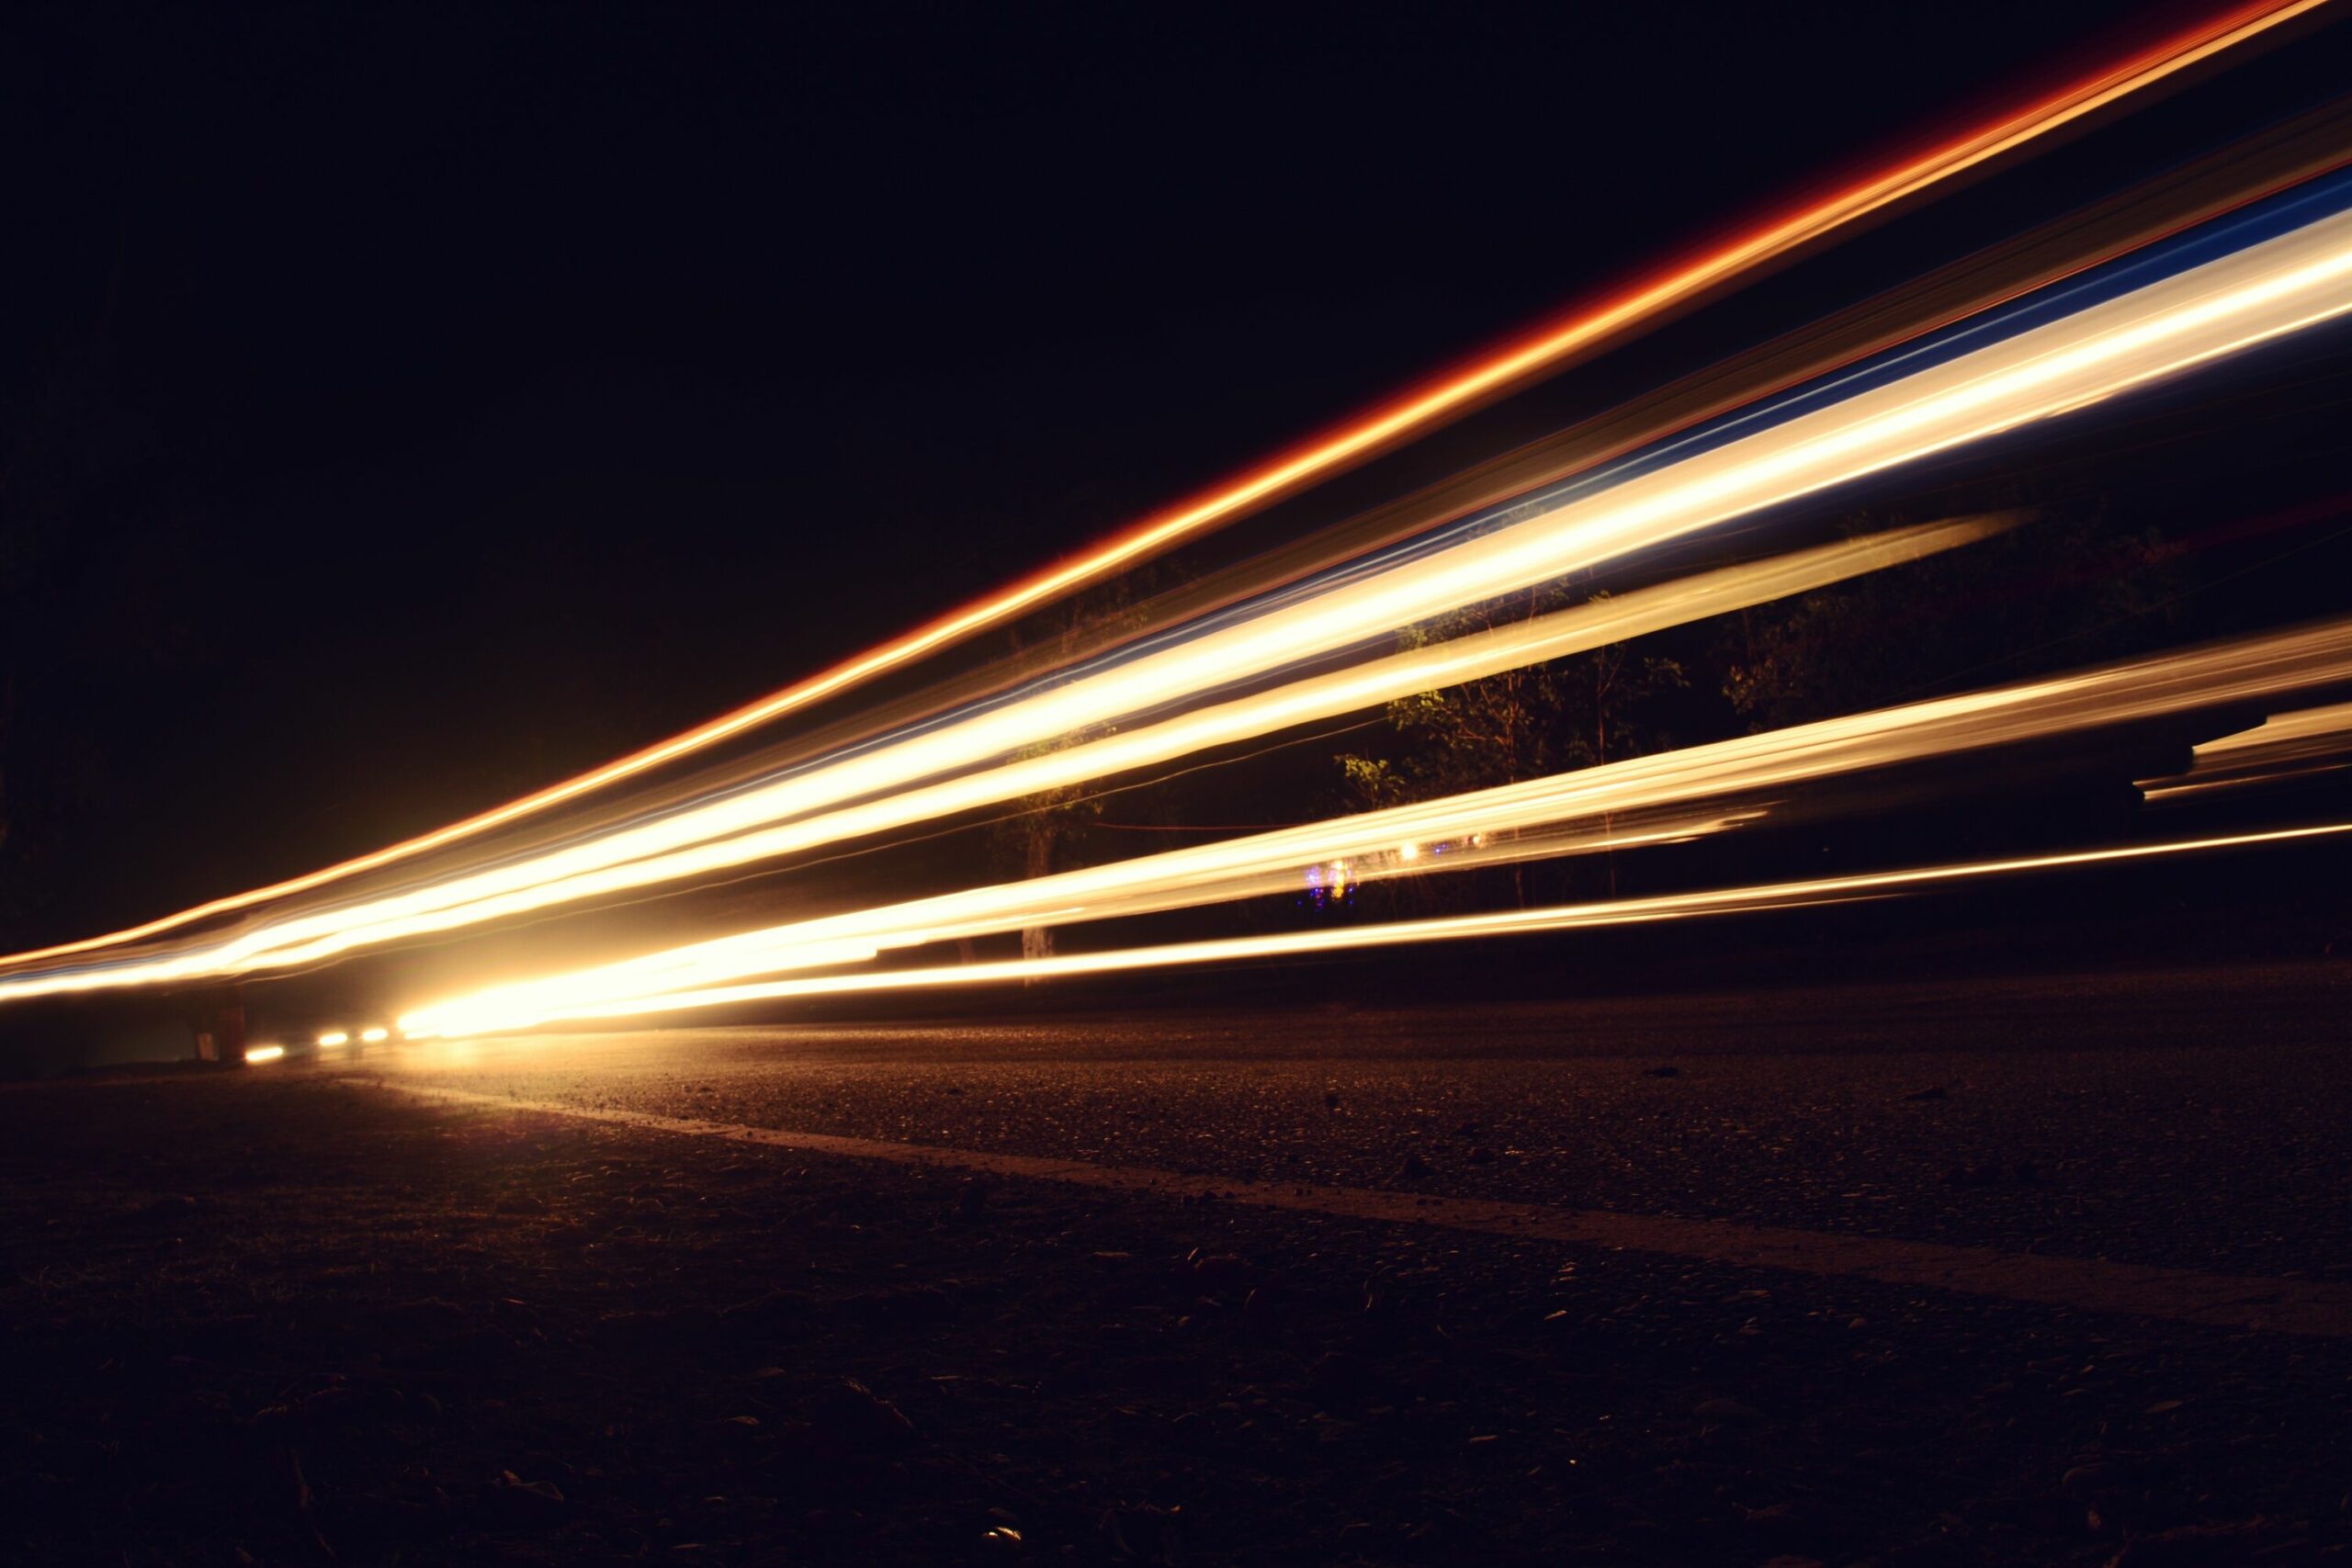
[3,0,2185,945]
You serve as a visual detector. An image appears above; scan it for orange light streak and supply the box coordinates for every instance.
[0,0,2314,973]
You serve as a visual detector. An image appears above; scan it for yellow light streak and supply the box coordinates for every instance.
[244,1044,287,1064]
[396,812,1743,1038]
[2195,696,2352,755]
[316,1030,350,1048]
[401,820,2352,1034]
[360,1026,390,1043]
[0,0,2313,974]
[2140,697,2352,799]
[396,611,2352,1039]
[0,520,2002,999]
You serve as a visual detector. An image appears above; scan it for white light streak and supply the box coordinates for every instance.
[404,820,2352,1034]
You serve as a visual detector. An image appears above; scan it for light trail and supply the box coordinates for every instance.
[10,182,2352,1005]
[0,521,1995,1000]
[394,813,1754,1038]
[580,93,2352,864]
[397,615,2352,1037]
[2140,696,2352,799]
[190,197,2352,972]
[0,0,2316,974]
[401,819,2352,1033]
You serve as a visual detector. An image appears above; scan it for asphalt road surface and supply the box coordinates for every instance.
[358,960,2352,1285]
[12,957,2352,1563]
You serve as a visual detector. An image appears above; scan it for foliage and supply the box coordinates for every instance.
[1721,502,2181,731]
[1335,583,1686,813]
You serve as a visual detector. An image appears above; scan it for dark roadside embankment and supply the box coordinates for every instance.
[2,1066,2347,1566]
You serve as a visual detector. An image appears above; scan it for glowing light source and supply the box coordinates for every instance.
[244,1043,287,1064]
[359,1026,390,1043]
[316,1030,350,1048]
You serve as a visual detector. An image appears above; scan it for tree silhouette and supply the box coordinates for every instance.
[1335,582,1685,903]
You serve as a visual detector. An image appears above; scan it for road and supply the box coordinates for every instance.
[12,956,2352,1563]
[357,959,2352,1287]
